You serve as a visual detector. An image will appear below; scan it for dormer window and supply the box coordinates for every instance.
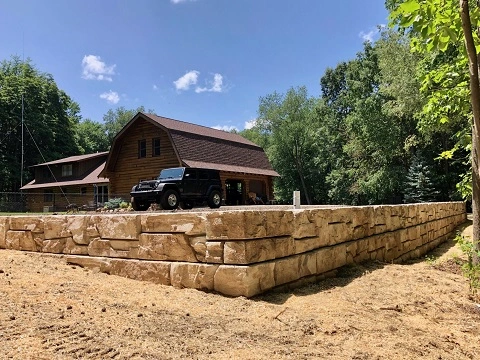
[62,164,72,177]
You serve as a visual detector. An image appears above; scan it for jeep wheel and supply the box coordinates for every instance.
[207,190,222,208]
[131,198,147,211]
[161,189,180,210]
[181,201,193,210]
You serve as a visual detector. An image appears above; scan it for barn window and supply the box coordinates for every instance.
[61,164,72,177]
[152,138,161,156]
[138,139,146,158]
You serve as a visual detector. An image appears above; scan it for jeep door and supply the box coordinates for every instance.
[182,168,199,198]
[197,169,211,198]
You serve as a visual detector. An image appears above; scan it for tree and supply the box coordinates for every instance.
[404,153,440,202]
[75,119,109,154]
[103,106,151,144]
[257,86,325,204]
[390,0,480,262]
[0,56,80,192]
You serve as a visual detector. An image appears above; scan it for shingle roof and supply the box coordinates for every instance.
[141,113,279,176]
[144,113,259,147]
[31,151,109,167]
[21,161,108,190]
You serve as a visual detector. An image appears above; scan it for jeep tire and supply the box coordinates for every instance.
[161,189,180,210]
[207,189,222,208]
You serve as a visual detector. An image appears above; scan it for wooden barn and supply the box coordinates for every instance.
[20,152,109,212]
[103,112,279,205]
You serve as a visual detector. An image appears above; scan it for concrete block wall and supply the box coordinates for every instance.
[0,202,466,297]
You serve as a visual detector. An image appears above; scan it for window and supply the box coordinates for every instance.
[152,138,161,157]
[44,190,53,202]
[95,185,109,204]
[81,187,87,195]
[138,139,146,158]
[62,164,72,177]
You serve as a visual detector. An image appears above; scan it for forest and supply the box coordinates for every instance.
[0,1,475,207]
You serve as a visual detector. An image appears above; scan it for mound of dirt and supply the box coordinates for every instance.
[1,221,479,359]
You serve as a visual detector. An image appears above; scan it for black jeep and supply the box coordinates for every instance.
[130,167,223,210]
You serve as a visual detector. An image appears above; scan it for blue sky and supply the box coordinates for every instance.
[0,0,389,131]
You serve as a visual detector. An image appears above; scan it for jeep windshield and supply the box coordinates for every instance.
[157,168,184,180]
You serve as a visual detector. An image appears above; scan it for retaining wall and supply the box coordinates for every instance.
[0,202,466,297]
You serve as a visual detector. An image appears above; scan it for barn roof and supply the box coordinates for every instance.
[106,112,279,176]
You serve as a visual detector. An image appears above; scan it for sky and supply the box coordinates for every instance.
[0,0,389,132]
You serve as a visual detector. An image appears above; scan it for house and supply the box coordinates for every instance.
[102,112,279,205]
[20,152,109,212]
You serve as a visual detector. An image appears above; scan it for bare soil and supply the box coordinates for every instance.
[1,221,480,360]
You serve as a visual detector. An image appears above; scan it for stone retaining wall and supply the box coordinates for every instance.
[0,202,466,297]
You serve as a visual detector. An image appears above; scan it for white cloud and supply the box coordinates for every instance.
[195,73,224,93]
[212,125,238,132]
[153,84,158,91]
[173,70,199,91]
[100,90,120,104]
[82,55,116,81]
[171,0,196,3]
[244,118,257,130]
[359,24,386,43]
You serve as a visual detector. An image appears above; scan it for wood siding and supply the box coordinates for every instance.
[105,119,180,195]
[25,185,100,212]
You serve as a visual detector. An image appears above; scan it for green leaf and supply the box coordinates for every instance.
[399,0,421,14]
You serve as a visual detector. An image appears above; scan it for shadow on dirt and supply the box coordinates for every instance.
[256,218,472,305]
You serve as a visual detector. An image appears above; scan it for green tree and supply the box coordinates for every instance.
[404,153,440,202]
[103,106,151,144]
[0,56,80,192]
[257,86,325,204]
[390,0,480,262]
[75,119,109,154]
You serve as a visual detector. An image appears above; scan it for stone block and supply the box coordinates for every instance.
[109,259,171,285]
[327,222,352,245]
[91,214,140,240]
[332,243,347,269]
[170,262,218,291]
[189,236,207,262]
[274,255,300,286]
[88,238,138,258]
[265,210,293,237]
[64,255,112,272]
[274,237,295,258]
[42,238,67,253]
[63,238,88,255]
[9,216,44,233]
[294,236,326,254]
[5,230,38,251]
[138,233,198,262]
[224,238,276,264]
[43,216,70,239]
[298,252,317,278]
[67,216,90,245]
[0,217,9,249]
[316,247,335,274]
[214,262,275,297]
[141,213,206,235]
[205,241,224,263]
[292,210,316,239]
[206,211,267,240]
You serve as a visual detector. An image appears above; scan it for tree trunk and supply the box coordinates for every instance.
[460,0,480,264]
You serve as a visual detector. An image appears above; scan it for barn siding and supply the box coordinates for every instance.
[105,119,180,195]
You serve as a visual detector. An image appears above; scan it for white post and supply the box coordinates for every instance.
[293,191,301,209]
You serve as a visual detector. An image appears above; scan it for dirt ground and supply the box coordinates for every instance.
[1,221,480,360]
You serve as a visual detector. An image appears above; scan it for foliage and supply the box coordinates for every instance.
[455,233,480,296]
[75,119,110,154]
[256,86,326,204]
[404,153,440,202]
[0,56,80,192]
[103,106,152,144]
[103,198,128,210]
